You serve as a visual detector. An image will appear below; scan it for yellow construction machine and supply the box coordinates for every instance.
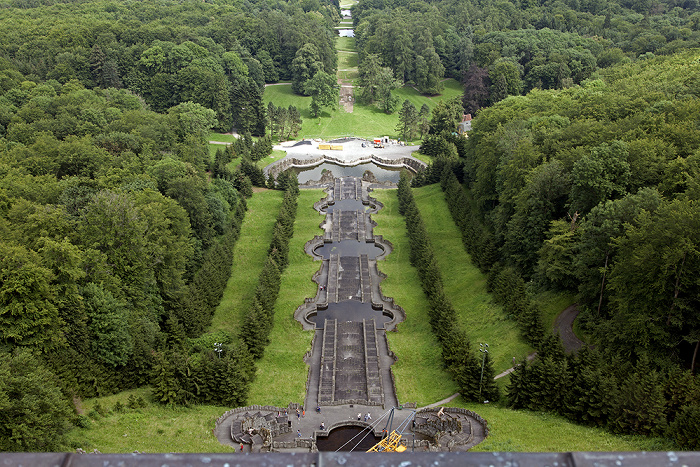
[366,430,407,452]
[366,407,415,452]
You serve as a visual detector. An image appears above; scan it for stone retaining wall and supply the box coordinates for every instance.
[319,398,384,407]
[264,154,427,180]
[417,406,489,437]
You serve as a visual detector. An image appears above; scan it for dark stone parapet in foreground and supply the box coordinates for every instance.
[10,451,700,466]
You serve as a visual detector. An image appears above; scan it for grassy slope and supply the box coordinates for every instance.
[337,40,357,65]
[66,388,234,453]
[372,189,460,405]
[533,289,576,332]
[209,189,283,334]
[246,189,325,406]
[412,184,532,375]
[336,36,356,52]
[447,399,671,452]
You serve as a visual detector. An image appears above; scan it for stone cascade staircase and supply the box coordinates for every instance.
[318,319,337,404]
[317,318,383,406]
[326,254,339,303]
[363,319,383,403]
[359,254,371,302]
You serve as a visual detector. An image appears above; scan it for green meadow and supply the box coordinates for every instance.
[371,189,461,405]
[66,388,235,453]
[412,184,532,375]
[336,36,356,53]
[209,190,283,335]
[246,189,325,406]
[263,80,463,141]
[447,399,672,452]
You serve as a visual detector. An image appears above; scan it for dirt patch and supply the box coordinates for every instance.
[338,78,354,113]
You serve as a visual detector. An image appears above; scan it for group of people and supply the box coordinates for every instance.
[357,412,372,422]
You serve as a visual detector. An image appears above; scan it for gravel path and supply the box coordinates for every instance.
[554,304,586,353]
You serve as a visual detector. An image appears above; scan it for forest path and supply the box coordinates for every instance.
[554,304,587,353]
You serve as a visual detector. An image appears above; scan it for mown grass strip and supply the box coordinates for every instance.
[412,184,532,374]
[336,36,356,52]
[371,189,459,406]
[338,51,358,69]
[247,189,325,406]
[209,190,284,335]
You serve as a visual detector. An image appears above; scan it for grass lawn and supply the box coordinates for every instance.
[209,189,284,335]
[207,132,238,143]
[533,289,576,332]
[393,79,464,112]
[338,50,358,70]
[263,80,464,141]
[247,189,325,406]
[66,388,235,453]
[336,36,356,52]
[372,189,460,406]
[446,399,673,452]
[412,184,532,375]
[258,149,287,170]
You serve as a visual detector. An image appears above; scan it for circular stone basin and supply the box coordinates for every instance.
[313,241,384,259]
[316,425,382,452]
[291,162,410,184]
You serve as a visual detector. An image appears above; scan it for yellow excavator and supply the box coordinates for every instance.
[366,407,415,452]
[366,430,407,452]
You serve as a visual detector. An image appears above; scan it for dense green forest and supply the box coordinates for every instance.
[415,49,700,448]
[352,0,700,105]
[0,0,330,450]
[2,0,700,453]
[0,0,338,133]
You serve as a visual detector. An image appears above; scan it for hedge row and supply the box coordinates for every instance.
[239,178,299,359]
[397,171,499,402]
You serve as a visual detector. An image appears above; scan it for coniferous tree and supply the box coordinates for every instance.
[396,99,418,140]
[671,405,700,450]
[0,349,74,452]
[479,352,501,402]
[506,358,530,409]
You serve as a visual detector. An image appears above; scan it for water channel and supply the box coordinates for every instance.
[290,162,407,184]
